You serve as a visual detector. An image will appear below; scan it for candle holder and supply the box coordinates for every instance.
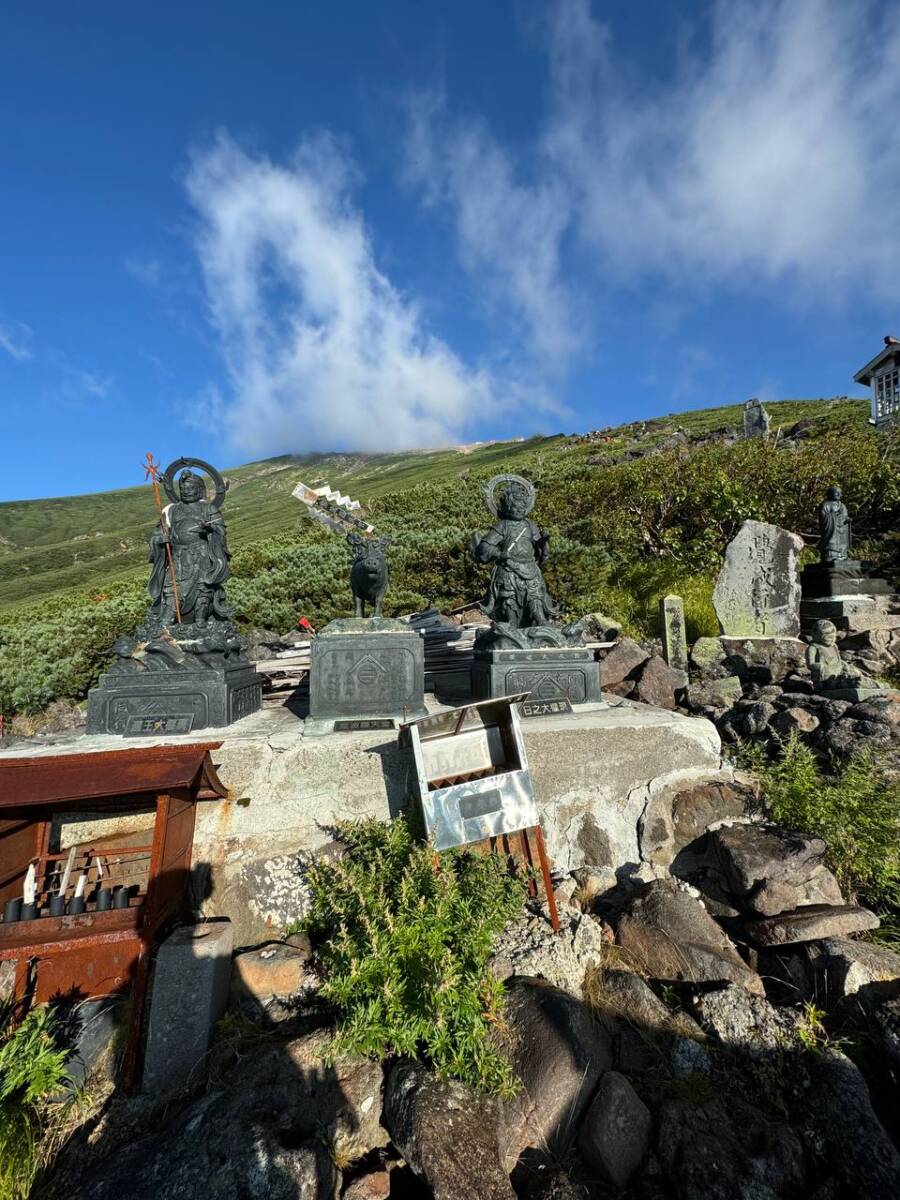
[3,898,22,923]
[49,895,67,917]
[68,895,86,915]
[95,887,113,911]
[20,902,37,921]
[113,885,130,910]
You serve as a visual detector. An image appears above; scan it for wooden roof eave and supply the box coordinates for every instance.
[0,743,226,809]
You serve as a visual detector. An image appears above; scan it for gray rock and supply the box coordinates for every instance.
[874,995,900,1066]
[691,984,798,1056]
[577,1070,651,1188]
[491,910,606,996]
[846,695,900,726]
[656,1098,805,1200]
[497,977,614,1169]
[690,636,728,677]
[708,823,844,916]
[669,1035,711,1076]
[615,879,764,994]
[744,903,880,947]
[384,1060,513,1200]
[587,968,704,1042]
[713,520,804,638]
[810,1048,900,1197]
[525,1167,591,1200]
[688,675,743,710]
[670,778,758,853]
[599,638,650,688]
[342,1170,390,1200]
[768,706,820,737]
[634,656,687,710]
[231,941,321,1023]
[78,1089,340,1200]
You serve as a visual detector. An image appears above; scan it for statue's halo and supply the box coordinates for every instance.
[162,457,228,509]
[483,473,536,518]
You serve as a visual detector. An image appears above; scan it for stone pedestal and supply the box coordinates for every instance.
[800,560,894,600]
[86,662,262,735]
[472,646,602,705]
[306,617,426,735]
[800,594,900,634]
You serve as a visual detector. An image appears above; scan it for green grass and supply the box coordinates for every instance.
[744,735,900,914]
[0,1003,70,1200]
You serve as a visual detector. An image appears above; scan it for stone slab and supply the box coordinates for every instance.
[472,646,602,705]
[86,663,261,735]
[308,625,426,727]
[801,595,900,633]
[0,699,721,947]
[713,519,803,638]
[142,919,233,1093]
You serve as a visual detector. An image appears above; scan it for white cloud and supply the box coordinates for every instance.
[405,92,579,363]
[185,132,532,456]
[0,320,33,362]
[545,0,900,290]
[406,0,900,367]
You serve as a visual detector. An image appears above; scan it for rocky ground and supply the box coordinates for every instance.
[38,813,900,1200]
[598,632,900,762]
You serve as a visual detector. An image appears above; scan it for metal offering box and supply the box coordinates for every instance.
[401,695,537,851]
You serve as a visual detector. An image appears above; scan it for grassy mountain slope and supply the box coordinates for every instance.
[0,438,560,609]
[1,396,894,717]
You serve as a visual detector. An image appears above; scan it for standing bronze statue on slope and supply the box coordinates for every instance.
[470,475,560,630]
[148,458,232,626]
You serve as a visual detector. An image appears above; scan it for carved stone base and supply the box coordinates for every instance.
[800,594,900,633]
[305,620,427,735]
[85,664,262,735]
[472,647,602,705]
[800,561,894,599]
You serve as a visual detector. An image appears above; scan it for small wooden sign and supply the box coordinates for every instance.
[332,718,396,732]
[125,714,194,736]
[519,697,573,719]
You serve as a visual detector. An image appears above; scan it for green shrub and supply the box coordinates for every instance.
[746,735,900,914]
[301,816,526,1096]
[0,1003,70,1200]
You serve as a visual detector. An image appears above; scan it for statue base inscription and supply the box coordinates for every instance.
[472,646,602,706]
[305,618,427,736]
[86,663,262,735]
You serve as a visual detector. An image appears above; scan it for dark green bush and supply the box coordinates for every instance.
[301,816,526,1096]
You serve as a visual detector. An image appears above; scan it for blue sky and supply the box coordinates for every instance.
[1,0,897,501]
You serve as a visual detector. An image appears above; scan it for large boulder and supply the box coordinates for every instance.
[713,520,803,639]
[706,824,844,916]
[496,977,614,1170]
[383,1060,514,1200]
[656,1098,805,1200]
[615,879,764,994]
[230,940,321,1022]
[577,1070,651,1189]
[810,1048,900,1197]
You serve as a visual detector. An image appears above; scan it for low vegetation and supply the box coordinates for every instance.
[746,735,900,915]
[1,399,898,718]
[0,1003,70,1200]
[299,816,526,1096]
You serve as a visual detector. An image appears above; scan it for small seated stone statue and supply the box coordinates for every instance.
[805,619,881,699]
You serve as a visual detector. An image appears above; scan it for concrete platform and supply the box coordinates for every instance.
[0,698,721,947]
